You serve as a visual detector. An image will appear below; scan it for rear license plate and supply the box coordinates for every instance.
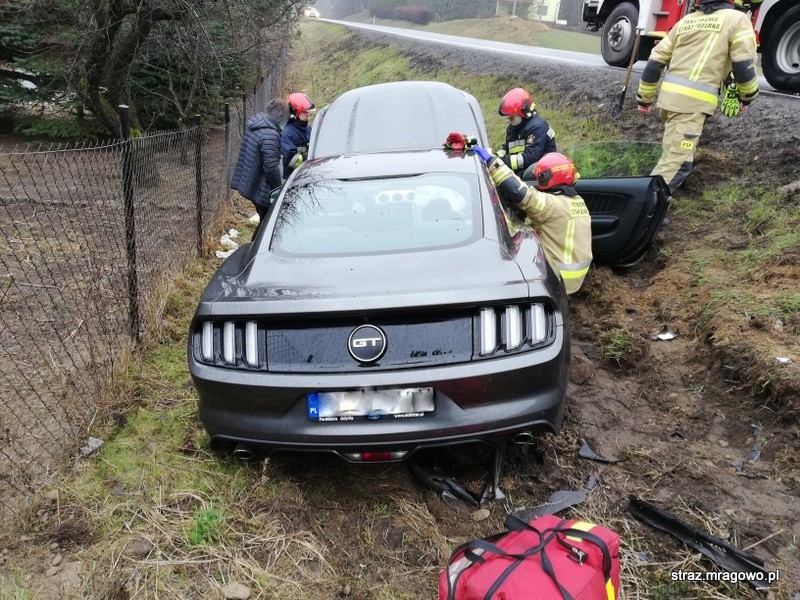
[307,388,434,421]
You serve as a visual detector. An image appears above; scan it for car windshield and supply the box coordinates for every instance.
[270,173,481,256]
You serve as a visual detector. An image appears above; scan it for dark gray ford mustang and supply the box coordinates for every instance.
[188,81,668,462]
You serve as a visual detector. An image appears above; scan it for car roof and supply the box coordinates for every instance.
[309,81,489,159]
[294,149,482,182]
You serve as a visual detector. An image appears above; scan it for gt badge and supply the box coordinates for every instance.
[526,134,535,144]
[348,324,387,363]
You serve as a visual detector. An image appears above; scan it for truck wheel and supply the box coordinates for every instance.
[601,3,638,67]
[761,5,800,93]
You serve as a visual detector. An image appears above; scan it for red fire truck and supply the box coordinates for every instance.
[582,0,800,93]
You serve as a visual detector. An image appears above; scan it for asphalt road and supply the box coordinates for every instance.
[322,18,784,96]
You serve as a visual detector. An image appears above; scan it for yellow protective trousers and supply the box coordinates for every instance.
[651,110,707,193]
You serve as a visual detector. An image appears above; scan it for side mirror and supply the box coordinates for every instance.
[269,186,282,205]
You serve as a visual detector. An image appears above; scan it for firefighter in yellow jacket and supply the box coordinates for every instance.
[636,0,759,193]
[470,144,592,294]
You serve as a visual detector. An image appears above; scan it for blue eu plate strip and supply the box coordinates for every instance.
[307,392,320,420]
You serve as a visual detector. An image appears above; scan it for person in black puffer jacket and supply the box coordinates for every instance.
[231,98,290,225]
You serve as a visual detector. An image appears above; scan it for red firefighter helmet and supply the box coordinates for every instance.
[532,153,578,190]
[287,92,315,117]
[498,88,535,118]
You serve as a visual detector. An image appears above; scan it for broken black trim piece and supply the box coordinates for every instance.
[628,496,770,590]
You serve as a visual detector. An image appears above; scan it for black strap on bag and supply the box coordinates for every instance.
[550,525,613,582]
[477,516,571,600]
[460,523,550,600]
[538,543,575,600]
[507,516,613,600]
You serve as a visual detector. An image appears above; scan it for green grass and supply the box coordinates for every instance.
[0,578,32,600]
[600,326,637,366]
[704,289,800,321]
[186,505,226,546]
[672,182,800,281]
[563,141,662,178]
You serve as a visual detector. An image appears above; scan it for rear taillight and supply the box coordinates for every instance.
[195,320,264,369]
[244,321,258,367]
[478,302,552,357]
[480,307,497,355]
[201,321,214,361]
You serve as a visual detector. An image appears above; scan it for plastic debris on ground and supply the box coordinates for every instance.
[775,357,792,365]
[408,446,505,508]
[650,324,678,341]
[249,213,260,223]
[729,458,769,480]
[513,472,598,521]
[746,423,763,462]
[579,442,622,464]
[629,496,771,590]
[215,249,236,259]
[219,234,239,250]
[227,228,240,239]
[78,436,103,457]
[407,459,480,508]
[513,490,589,522]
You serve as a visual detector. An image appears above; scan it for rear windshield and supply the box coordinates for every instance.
[270,173,481,256]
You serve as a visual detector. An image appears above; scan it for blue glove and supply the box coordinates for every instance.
[469,144,492,163]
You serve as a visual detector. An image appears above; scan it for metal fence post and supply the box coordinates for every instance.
[118,105,140,343]
[194,114,203,256]
[242,92,247,135]
[224,102,231,188]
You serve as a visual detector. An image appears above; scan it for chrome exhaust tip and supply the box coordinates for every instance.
[232,443,256,461]
[512,431,534,445]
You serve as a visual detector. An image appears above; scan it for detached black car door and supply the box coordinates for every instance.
[577,174,670,268]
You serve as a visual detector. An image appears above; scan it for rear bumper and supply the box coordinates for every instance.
[191,329,568,460]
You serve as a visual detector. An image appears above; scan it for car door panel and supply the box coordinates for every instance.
[576,175,670,267]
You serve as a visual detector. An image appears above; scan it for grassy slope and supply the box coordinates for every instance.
[345,14,601,55]
[2,20,798,600]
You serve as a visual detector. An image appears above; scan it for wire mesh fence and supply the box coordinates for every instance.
[0,47,287,531]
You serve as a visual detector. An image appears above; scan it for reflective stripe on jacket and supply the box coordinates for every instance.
[637,7,758,115]
[516,186,593,294]
[280,119,312,178]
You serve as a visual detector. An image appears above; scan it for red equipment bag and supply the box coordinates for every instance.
[439,514,621,600]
